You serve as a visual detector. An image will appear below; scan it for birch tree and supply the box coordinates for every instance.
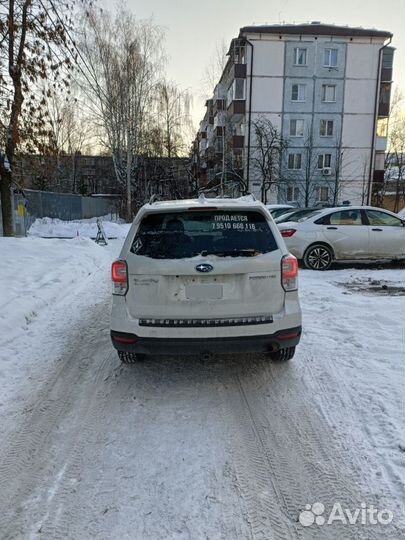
[156,80,193,159]
[80,8,164,220]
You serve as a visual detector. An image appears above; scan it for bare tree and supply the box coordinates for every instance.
[201,39,228,100]
[0,0,79,235]
[156,80,193,159]
[384,89,405,212]
[79,7,164,220]
[386,117,405,212]
[250,117,288,204]
[284,126,352,207]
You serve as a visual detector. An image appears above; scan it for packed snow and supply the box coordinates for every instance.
[28,215,131,239]
[0,218,404,539]
[0,235,121,443]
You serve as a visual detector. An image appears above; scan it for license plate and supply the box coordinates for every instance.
[185,284,223,299]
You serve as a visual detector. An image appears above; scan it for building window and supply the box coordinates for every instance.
[317,154,332,169]
[288,153,302,170]
[233,149,244,170]
[290,119,304,137]
[322,85,336,102]
[320,120,334,137]
[294,47,307,66]
[287,186,300,202]
[234,79,245,100]
[215,138,224,153]
[318,186,330,202]
[226,79,246,106]
[291,84,306,102]
[323,48,338,67]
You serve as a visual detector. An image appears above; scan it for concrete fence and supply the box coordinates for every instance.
[0,189,120,236]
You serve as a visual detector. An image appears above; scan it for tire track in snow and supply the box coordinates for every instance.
[0,300,113,540]
[217,353,400,540]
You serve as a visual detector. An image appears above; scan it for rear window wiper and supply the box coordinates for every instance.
[200,249,263,257]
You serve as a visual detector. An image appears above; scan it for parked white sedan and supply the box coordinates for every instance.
[278,206,405,270]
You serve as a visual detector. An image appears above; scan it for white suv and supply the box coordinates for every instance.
[110,197,302,363]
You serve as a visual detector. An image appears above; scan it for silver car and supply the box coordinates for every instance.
[277,206,405,270]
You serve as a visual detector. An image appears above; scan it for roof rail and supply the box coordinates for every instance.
[149,194,160,204]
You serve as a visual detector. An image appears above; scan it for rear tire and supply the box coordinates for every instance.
[118,351,144,364]
[269,346,295,362]
[303,243,333,270]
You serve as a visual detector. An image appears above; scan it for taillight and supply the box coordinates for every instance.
[281,228,297,238]
[112,260,128,295]
[281,254,298,291]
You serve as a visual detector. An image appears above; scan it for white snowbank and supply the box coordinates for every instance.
[0,236,108,339]
[28,215,131,239]
[398,207,405,218]
[0,235,122,435]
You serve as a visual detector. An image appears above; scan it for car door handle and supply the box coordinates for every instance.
[371,228,383,232]
[326,226,338,230]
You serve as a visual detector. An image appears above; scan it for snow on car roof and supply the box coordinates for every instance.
[142,196,265,212]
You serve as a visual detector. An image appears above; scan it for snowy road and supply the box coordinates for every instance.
[0,289,403,538]
[0,237,403,540]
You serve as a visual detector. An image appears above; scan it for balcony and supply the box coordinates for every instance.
[378,82,391,118]
[231,63,247,79]
[381,67,393,83]
[227,100,246,118]
[373,169,384,185]
[213,98,225,116]
[213,111,226,130]
[378,102,390,117]
[375,136,387,152]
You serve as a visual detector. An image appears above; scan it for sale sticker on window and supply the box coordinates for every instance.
[212,214,256,230]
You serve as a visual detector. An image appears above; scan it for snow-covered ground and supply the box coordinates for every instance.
[0,222,404,539]
[28,215,131,238]
[299,267,405,521]
[0,235,121,443]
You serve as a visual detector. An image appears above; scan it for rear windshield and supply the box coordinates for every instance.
[131,210,278,259]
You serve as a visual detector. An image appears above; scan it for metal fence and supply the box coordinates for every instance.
[0,189,120,236]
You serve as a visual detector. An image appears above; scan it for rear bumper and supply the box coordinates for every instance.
[110,326,302,356]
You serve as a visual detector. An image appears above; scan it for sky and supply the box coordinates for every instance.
[105,0,405,127]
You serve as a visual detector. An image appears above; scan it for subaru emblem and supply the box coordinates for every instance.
[195,263,214,273]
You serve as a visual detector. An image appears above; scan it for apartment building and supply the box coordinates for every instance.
[193,22,394,206]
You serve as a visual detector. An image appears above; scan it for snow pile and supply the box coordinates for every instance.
[397,207,405,218]
[28,215,131,239]
[0,236,109,342]
[0,236,122,424]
